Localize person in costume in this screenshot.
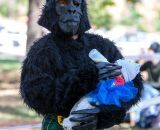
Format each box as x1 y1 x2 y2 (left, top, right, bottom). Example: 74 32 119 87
20 0 143 129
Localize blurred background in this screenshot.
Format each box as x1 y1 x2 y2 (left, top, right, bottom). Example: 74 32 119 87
0 0 160 130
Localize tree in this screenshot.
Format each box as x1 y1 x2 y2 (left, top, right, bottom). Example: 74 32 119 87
88 0 115 29
127 0 139 4
27 0 43 51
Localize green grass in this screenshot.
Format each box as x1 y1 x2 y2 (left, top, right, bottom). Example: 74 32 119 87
0 57 21 72
0 105 42 121
0 94 41 121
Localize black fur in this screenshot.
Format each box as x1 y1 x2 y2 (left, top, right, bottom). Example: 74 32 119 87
20 0 143 128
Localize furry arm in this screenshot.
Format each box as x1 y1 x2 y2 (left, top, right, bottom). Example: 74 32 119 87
20 40 98 116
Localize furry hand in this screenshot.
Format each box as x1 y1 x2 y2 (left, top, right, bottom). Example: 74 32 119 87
96 62 122 80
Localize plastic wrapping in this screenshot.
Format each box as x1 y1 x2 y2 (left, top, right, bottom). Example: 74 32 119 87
116 59 141 82
88 49 139 107
88 79 138 107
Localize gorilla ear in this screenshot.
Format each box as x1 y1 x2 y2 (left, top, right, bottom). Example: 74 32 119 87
38 0 58 31
79 0 91 33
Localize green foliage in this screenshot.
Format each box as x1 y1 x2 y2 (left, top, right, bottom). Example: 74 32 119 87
155 9 160 31
0 2 9 17
0 57 20 72
127 0 139 4
88 0 115 29
120 6 145 31
120 6 141 25
0 0 28 17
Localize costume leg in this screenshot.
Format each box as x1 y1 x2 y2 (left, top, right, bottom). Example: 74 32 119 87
41 114 63 130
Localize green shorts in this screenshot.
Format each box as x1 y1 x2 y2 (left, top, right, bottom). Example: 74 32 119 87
42 114 63 130
41 114 103 130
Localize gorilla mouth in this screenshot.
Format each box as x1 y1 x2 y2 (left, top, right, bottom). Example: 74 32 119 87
63 20 79 26
65 20 79 23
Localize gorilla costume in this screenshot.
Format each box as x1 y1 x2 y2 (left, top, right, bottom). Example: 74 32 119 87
20 0 143 129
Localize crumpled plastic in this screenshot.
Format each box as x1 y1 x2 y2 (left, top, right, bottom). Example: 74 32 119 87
116 59 141 82
88 49 140 107
88 79 138 107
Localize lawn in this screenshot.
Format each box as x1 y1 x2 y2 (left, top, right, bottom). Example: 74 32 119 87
0 56 42 128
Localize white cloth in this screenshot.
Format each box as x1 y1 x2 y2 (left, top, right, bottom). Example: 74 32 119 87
116 59 141 82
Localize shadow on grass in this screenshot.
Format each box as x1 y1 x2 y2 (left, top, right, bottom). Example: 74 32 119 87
0 58 21 72
0 105 39 119
0 59 20 64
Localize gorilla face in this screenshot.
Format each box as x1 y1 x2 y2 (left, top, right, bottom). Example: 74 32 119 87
38 0 90 35
55 0 82 35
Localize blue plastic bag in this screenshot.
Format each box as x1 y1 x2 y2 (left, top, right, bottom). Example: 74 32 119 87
88 79 138 107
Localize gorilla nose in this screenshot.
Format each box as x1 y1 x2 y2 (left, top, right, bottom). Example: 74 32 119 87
68 8 76 14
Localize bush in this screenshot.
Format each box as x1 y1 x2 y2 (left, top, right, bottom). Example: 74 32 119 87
120 6 145 31
154 10 160 31
88 0 115 29
0 2 9 17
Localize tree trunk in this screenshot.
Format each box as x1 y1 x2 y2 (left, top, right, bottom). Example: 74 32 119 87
27 0 43 52
8 0 16 18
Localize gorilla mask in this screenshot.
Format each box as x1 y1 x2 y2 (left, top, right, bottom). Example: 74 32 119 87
38 0 90 36
56 0 82 35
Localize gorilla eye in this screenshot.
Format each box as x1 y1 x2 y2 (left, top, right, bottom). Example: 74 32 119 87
58 0 67 6
73 1 80 7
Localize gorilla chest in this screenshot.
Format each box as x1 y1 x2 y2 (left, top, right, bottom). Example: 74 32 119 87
54 38 96 71
60 48 92 69
55 42 92 69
